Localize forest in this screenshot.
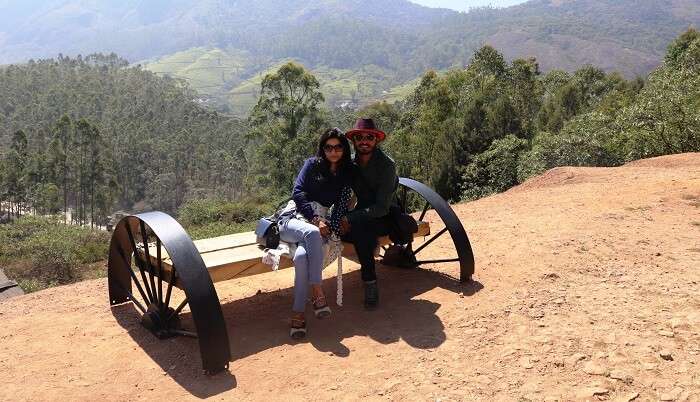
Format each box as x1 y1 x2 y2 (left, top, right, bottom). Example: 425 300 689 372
0 29 698 291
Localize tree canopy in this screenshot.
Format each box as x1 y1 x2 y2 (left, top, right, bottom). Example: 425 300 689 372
1 29 698 222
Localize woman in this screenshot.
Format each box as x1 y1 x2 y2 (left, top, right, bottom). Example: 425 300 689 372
277 128 353 339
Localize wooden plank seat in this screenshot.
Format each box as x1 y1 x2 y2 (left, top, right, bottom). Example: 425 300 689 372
141 221 431 287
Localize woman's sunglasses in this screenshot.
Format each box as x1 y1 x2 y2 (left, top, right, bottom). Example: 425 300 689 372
323 144 344 152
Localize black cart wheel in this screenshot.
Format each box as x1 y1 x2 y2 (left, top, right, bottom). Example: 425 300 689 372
107 212 231 374
390 178 475 282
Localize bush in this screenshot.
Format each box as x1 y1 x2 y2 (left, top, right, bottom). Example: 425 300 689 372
0 215 110 292
186 221 257 240
177 197 280 240
611 64 700 161
517 113 621 181
461 135 529 200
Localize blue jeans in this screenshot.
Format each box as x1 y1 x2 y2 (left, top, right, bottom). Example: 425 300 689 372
279 218 323 312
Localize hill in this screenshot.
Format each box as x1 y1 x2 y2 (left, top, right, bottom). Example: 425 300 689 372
145 50 411 113
144 50 414 114
1 152 698 400
2 1 699 114
0 0 450 64
143 47 254 97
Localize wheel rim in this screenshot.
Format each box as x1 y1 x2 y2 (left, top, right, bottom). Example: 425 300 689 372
387 178 475 282
108 212 231 373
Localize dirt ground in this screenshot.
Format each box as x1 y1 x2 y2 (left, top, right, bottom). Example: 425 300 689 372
1 153 699 401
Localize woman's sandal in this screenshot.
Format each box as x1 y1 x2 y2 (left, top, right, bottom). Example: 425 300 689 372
312 295 332 319
290 316 307 339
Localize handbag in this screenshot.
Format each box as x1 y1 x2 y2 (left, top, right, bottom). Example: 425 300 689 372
255 198 292 249
388 205 418 245
255 217 280 249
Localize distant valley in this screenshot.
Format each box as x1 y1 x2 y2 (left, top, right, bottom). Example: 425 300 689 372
141 48 417 114
2 0 699 114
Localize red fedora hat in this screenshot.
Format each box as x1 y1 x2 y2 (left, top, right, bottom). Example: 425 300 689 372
346 118 386 142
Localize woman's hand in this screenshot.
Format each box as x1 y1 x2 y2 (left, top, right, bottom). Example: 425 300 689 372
317 220 330 237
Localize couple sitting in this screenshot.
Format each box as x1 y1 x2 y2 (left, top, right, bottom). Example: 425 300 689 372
277 118 397 339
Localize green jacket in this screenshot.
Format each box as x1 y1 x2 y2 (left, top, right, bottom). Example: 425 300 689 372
347 147 398 224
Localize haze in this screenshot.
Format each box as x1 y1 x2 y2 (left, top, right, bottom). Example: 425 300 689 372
410 0 528 11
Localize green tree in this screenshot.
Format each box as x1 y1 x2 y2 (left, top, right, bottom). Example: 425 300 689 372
518 113 619 181
249 62 326 193
33 183 61 214
507 58 542 138
469 45 507 78
609 29 700 161
0 158 7 217
6 130 29 216
250 62 325 140
461 135 529 200
390 70 464 199
665 28 700 67
48 115 73 222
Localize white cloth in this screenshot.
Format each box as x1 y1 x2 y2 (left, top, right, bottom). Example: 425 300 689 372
261 243 291 271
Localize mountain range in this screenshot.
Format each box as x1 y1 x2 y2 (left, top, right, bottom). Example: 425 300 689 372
1 0 698 114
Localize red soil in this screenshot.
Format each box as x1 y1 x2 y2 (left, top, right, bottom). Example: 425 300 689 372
1 153 699 401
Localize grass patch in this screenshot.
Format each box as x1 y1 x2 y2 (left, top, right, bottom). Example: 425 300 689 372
0 215 110 293
177 197 278 240
186 221 256 240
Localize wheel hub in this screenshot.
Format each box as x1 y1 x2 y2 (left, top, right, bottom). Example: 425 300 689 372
140 303 181 339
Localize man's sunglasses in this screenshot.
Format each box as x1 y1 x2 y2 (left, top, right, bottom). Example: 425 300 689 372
353 134 376 142
323 144 344 152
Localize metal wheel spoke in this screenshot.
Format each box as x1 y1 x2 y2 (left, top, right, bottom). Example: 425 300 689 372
125 222 154 304
115 243 152 309
419 201 430 221
168 298 189 321
113 280 147 314
164 266 176 309
413 227 448 255
171 329 198 338
140 221 158 306
156 238 164 308
416 257 460 265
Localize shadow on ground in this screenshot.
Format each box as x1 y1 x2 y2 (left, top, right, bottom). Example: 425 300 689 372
112 265 483 398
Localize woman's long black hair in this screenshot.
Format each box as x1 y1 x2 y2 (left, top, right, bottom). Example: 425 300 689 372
316 127 353 180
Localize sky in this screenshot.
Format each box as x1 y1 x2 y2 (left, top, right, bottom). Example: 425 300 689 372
410 0 529 12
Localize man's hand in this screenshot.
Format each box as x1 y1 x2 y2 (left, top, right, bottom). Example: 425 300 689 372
318 220 330 237
339 217 351 235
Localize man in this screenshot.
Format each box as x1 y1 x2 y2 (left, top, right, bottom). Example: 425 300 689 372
341 118 398 310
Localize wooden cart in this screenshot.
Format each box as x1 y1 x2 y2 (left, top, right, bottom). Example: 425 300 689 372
107 178 475 374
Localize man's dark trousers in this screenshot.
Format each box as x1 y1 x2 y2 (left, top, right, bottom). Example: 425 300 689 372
347 214 393 282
